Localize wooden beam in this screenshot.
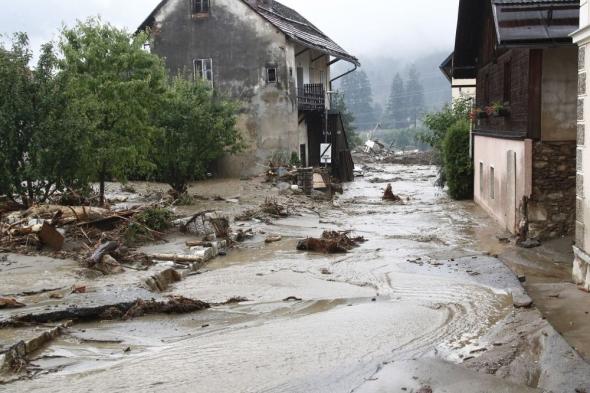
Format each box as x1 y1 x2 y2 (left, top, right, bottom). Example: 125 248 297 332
295 48 309 57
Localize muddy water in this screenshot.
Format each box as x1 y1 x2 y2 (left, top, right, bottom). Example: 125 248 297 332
9 165 532 393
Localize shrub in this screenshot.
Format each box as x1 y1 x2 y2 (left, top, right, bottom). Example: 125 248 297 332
442 119 473 200
135 207 173 232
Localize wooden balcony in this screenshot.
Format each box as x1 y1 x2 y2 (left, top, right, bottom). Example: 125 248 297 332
297 84 325 112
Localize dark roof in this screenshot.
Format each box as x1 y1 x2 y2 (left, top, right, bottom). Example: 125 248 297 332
439 52 453 82
492 0 579 45
138 0 359 66
250 1 359 66
450 0 579 79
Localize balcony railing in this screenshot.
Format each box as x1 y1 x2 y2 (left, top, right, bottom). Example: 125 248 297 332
297 83 325 111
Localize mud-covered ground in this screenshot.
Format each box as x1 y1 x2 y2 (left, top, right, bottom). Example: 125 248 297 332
2 164 590 393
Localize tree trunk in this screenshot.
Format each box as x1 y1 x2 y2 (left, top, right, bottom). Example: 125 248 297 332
99 167 106 207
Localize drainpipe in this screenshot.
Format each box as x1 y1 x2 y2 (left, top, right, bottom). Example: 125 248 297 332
329 62 358 91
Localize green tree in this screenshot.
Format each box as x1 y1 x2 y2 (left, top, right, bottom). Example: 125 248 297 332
340 70 376 131
59 18 167 205
406 64 425 128
443 119 473 199
0 34 88 207
332 92 362 148
153 76 243 196
385 73 408 129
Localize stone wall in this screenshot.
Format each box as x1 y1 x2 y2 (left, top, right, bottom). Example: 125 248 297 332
529 141 576 239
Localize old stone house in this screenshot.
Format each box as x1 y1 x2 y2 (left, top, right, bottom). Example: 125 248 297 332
450 0 579 240
138 0 359 179
572 0 590 290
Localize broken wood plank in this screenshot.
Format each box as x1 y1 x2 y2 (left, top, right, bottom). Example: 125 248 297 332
150 254 204 263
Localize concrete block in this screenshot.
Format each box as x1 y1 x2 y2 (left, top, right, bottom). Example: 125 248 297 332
585 266 590 292
190 246 216 261
573 256 588 285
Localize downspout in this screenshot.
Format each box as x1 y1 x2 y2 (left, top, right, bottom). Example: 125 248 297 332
329 61 358 91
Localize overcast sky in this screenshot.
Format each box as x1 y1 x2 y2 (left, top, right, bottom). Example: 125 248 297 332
0 0 459 59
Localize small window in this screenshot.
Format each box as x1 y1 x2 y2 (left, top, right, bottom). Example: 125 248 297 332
503 60 512 103
490 166 495 199
267 67 277 83
479 162 484 195
194 58 213 85
192 0 210 15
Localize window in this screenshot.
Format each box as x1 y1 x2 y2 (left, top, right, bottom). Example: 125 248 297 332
192 0 210 14
267 67 277 83
479 162 484 195
490 166 495 199
194 58 213 85
503 60 512 103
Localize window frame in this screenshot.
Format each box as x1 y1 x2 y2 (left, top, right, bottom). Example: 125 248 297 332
193 58 213 86
192 0 210 16
490 166 495 200
266 66 278 84
503 60 512 104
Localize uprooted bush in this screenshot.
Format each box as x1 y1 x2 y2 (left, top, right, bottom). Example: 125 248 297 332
124 207 173 245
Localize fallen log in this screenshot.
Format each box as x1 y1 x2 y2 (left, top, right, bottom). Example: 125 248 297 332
2 297 210 327
0 297 26 309
150 254 204 263
89 241 119 266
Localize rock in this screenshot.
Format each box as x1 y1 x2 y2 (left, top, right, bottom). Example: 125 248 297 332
95 255 124 275
0 297 25 309
265 235 282 243
517 239 541 249
513 293 533 308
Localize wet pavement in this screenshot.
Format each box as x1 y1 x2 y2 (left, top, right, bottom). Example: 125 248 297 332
3 164 590 392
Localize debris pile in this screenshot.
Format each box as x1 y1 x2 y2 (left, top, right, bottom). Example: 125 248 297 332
382 184 403 202
297 231 366 254
236 198 290 222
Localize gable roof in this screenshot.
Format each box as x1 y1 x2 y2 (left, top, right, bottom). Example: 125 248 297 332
138 0 359 66
450 0 579 79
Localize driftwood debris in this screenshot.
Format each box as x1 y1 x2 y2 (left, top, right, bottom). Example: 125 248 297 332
3 297 210 327
382 184 402 202
297 231 366 254
89 241 120 266
150 254 204 263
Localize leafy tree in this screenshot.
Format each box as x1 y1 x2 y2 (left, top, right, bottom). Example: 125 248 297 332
420 97 471 153
0 34 88 207
406 64 425 128
340 70 376 131
59 18 167 205
385 73 408 129
443 119 473 199
332 92 362 148
153 76 243 196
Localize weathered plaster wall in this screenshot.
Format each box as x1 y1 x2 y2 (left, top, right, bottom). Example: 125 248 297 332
474 135 532 234
541 47 578 141
150 0 301 177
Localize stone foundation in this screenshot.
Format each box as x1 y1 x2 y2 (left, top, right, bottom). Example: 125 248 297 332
529 141 576 239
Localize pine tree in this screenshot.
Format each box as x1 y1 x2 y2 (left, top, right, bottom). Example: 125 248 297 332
340 70 376 131
386 73 408 129
406 64 425 128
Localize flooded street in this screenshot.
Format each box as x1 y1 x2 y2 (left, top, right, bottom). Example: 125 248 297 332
5 164 590 392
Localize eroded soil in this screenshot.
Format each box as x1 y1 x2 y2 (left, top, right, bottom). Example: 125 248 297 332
2 164 590 392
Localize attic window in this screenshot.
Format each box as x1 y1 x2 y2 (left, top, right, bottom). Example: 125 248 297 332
192 0 209 16
267 67 277 83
